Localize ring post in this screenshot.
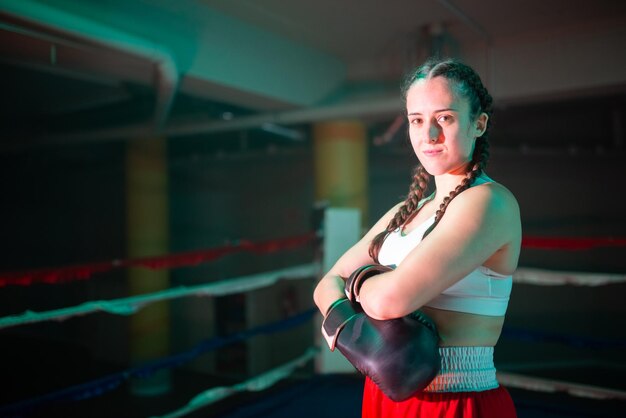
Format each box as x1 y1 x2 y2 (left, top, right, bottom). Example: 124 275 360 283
317 207 361 373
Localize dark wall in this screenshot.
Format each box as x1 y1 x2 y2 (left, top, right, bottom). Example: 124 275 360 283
167 142 316 376
0 142 129 404
0 137 318 404
0 91 625 404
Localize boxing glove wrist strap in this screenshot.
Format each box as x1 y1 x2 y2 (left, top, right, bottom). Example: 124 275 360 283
321 298 359 351
345 264 394 302
325 296 348 316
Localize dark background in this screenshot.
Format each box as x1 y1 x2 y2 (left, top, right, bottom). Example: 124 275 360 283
1 1 625 416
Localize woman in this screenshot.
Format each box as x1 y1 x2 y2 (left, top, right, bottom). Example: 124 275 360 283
313 57 521 418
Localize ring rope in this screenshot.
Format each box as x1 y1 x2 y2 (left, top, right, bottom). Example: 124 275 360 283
501 327 626 350
4 263 623 331
513 267 626 286
0 263 318 330
0 233 317 288
151 347 318 418
497 371 626 400
1 233 623 288
0 309 317 417
521 236 626 250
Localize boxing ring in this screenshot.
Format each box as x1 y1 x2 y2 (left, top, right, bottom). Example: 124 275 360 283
0 209 625 418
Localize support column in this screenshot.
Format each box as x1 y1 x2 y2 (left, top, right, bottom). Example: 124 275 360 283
126 136 170 396
313 121 368 225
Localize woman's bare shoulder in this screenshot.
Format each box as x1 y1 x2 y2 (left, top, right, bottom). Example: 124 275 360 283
453 180 519 218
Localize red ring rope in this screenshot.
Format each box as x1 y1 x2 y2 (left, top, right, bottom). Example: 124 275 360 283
1 234 624 288
521 236 626 250
0 233 318 288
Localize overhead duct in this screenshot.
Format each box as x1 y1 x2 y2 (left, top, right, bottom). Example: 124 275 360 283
0 0 179 130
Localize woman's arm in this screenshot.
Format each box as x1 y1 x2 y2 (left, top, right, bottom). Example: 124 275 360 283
359 183 521 320
313 203 402 316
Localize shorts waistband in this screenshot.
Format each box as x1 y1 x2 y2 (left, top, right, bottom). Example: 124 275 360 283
423 346 499 393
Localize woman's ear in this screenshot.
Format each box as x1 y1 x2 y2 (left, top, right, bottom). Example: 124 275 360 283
475 112 488 138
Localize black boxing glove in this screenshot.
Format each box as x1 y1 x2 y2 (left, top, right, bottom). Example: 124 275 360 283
344 264 394 303
322 298 440 402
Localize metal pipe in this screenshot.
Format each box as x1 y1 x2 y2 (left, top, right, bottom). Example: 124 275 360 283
166 96 403 136
27 95 404 147
435 0 491 42
435 0 493 90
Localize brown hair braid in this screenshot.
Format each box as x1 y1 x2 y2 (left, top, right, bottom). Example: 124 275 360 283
369 58 494 262
368 164 431 260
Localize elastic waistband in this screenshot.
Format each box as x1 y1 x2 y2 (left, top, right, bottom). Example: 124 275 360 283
423 346 499 393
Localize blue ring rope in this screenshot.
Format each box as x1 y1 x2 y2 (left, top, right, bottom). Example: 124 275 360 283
0 308 317 417
501 327 626 350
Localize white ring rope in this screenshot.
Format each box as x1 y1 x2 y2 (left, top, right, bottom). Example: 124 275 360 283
497 371 626 400
2 264 621 331
513 267 626 286
0 263 319 330
150 347 318 418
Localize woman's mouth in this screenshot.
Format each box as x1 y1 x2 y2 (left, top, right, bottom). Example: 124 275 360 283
422 149 443 156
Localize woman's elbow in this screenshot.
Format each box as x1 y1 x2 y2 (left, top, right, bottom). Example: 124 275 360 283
361 291 409 320
312 280 327 312
313 274 346 315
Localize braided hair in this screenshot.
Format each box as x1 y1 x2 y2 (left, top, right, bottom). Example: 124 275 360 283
369 58 494 262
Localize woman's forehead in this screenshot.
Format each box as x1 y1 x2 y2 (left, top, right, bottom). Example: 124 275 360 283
406 77 468 112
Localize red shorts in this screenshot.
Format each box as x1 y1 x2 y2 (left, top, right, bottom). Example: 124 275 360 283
362 377 517 418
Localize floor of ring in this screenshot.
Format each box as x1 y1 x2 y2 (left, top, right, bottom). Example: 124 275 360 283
2 333 624 418
10 367 625 418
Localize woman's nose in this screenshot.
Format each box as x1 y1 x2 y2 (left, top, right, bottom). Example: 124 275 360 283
426 121 440 142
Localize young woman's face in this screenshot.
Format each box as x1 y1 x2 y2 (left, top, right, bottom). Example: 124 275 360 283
406 76 485 176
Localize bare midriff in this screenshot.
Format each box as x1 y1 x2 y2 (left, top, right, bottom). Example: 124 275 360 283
421 306 505 347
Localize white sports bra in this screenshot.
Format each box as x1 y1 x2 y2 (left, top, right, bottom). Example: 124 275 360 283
377 187 512 317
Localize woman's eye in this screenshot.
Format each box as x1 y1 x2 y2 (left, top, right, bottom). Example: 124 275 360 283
437 115 452 123
410 118 423 125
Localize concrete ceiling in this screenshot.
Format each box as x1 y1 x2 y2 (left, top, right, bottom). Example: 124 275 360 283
203 0 626 79
1 0 625 148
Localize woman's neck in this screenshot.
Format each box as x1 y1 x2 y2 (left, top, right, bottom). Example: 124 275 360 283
432 173 467 200
431 171 490 203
